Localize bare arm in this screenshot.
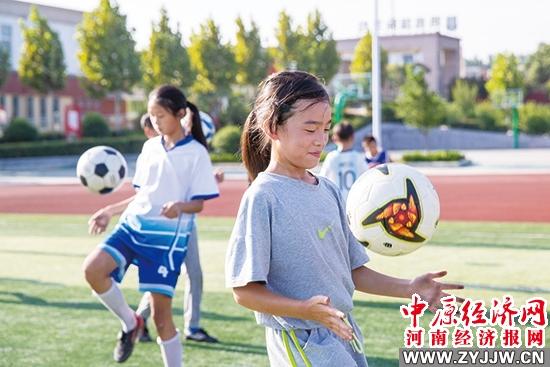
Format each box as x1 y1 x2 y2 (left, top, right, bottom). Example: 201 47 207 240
352 266 464 312
160 199 204 218
88 195 136 235
232 282 353 340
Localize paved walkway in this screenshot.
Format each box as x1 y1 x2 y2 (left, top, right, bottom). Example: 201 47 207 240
0 149 549 184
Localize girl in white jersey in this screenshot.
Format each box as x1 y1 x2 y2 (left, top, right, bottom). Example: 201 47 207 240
226 71 464 366
83 85 219 367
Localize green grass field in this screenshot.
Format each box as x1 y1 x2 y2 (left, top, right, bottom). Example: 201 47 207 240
0 214 549 366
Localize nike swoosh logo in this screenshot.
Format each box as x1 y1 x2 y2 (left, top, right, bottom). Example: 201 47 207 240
317 225 332 240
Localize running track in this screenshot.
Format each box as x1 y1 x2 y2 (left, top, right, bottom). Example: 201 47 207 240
1 174 549 222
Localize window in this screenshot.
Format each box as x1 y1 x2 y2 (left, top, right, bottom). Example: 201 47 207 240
12 95 19 117
40 97 47 127
53 97 60 125
0 24 11 55
403 54 414 64
27 96 34 122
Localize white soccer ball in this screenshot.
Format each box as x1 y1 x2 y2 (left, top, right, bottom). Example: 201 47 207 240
199 111 216 143
76 146 128 195
346 163 440 256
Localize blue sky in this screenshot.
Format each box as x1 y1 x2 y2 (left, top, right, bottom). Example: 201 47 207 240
31 0 550 62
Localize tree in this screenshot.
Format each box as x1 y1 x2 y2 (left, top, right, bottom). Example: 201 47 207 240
350 32 388 75
234 17 269 87
18 6 65 93
396 65 445 146
485 53 523 100
188 18 236 95
273 11 305 71
77 0 141 127
0 47 8 89
302 10 340 82
525 43 550 93
451 79 478 118
141 8 193 92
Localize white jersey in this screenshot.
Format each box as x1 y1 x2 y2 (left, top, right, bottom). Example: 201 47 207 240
319 149 367 203
119 135 219 259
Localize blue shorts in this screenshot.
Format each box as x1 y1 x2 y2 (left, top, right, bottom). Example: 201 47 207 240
100 223 188 298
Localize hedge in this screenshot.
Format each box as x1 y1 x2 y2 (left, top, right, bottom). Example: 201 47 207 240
0 136 146 158
402 150 465 162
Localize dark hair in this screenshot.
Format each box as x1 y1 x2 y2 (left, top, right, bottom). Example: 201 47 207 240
332 122 354 141
363 135 377 144
241 71 329 181
140 113 153 130
148 85 207 148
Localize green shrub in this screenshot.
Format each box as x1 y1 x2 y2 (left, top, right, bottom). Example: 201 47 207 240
3 118 38 142
473 103 506 131
520 102 550 135
382 102 401 122
525 115 550 134
40 131 65 141
219 93 250 126
444 102 466 126
82 112 110 137
402 150 465 162
212 125 241 154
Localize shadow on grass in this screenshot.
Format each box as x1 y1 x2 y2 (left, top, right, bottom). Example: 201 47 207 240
0 290 107 311
185 340 267 356
0 249 86 258
429 241 550 251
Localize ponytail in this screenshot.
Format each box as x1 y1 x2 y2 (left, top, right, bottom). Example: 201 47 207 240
186 101 208 149
241 70 329 182
241 111 271 181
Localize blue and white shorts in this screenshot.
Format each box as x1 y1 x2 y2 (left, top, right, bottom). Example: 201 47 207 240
100 219 191 298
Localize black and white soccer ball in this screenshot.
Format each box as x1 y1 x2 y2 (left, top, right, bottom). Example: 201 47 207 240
76 146 127 194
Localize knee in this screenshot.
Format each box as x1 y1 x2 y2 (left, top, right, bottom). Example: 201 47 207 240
82 256 108 285
152 309 172 332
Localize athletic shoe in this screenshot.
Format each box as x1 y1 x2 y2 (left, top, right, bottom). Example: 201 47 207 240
113 314 144 363
185 328 219 343
139 324 153 343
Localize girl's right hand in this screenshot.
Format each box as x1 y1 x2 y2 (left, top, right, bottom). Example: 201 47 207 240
88 209 112 235
302 295 353 341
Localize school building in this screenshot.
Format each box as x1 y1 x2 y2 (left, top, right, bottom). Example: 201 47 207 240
335 32 461 99
0 0 132 133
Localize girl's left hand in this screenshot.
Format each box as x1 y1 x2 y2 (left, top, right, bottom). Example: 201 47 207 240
410 270 464 312
161 201 181 218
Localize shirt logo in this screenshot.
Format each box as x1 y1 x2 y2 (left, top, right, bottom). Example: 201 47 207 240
317 225 332 240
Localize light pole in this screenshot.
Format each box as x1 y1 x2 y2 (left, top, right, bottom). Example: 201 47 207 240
371 0 383 148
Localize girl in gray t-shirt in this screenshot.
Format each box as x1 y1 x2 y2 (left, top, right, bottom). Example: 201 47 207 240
225 71 464 367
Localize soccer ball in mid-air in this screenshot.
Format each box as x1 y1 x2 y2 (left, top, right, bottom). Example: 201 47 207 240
346 163 440 256
76 146 127 194
199 111 216 143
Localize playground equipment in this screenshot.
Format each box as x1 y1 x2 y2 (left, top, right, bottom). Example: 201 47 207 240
493 88 523 149
331 73 372 124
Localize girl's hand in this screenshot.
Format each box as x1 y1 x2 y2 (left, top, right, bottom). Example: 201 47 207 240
88 209 112 235
214 168 225 183
301 295 353 341
161 201 181 218
410 270 464 312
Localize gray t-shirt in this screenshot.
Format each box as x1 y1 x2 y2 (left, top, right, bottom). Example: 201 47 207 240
225 171 370 330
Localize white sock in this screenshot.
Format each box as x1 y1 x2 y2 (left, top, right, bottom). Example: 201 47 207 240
136 291 152 320
158 330 183 367
94 281 136 332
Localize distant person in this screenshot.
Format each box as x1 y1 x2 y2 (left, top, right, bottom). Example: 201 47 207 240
362 135 391 168
319 122 367 202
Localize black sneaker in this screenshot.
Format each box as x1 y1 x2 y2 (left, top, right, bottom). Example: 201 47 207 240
113 314 144 363
139 324 153 343
185 328 219 343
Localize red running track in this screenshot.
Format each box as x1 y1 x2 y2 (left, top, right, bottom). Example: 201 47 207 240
1 174 549 222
